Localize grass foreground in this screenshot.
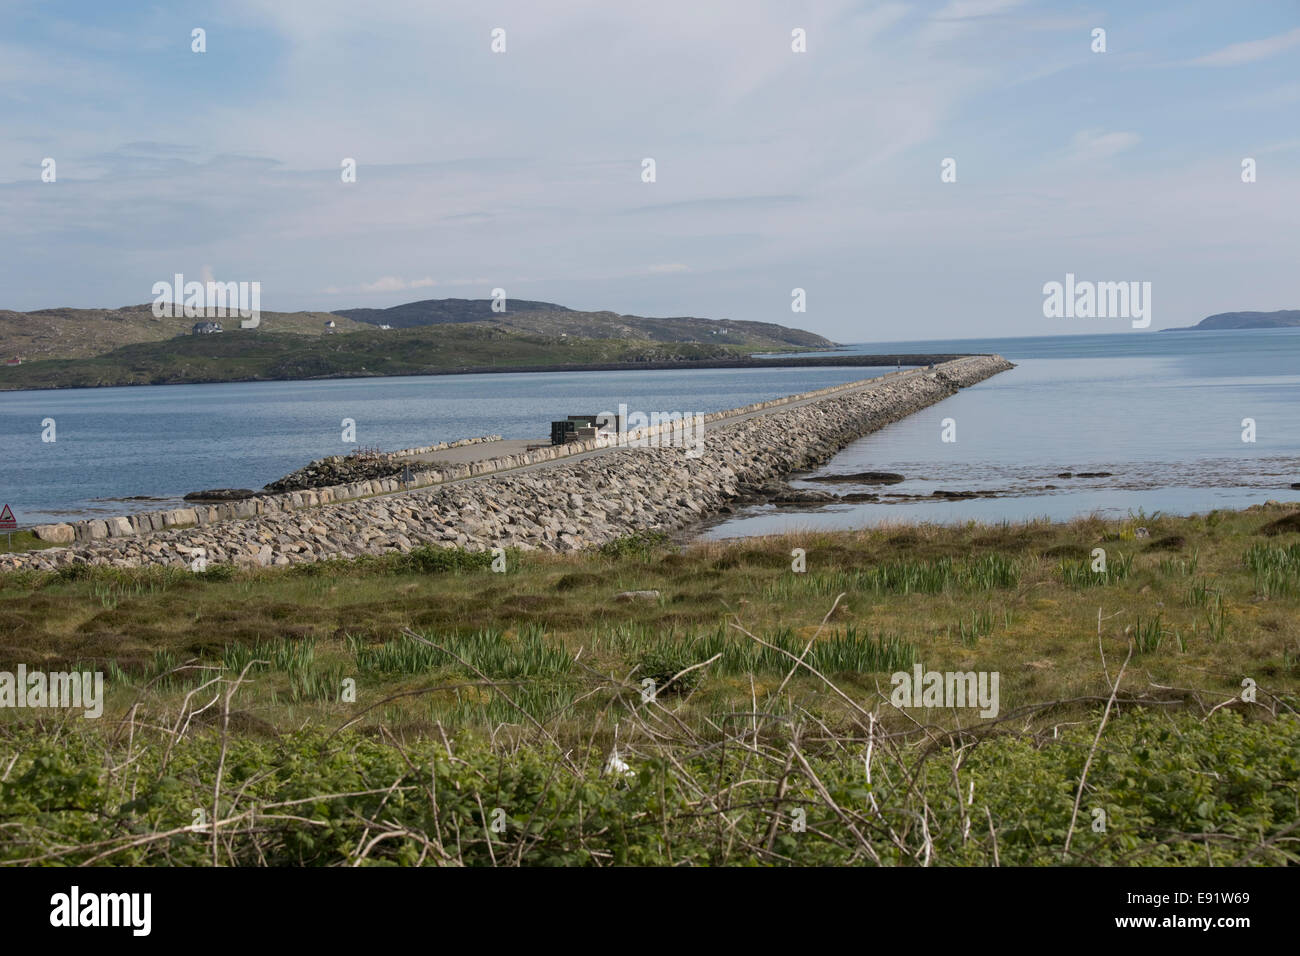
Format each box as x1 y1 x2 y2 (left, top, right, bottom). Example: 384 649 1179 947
1 504 1298 865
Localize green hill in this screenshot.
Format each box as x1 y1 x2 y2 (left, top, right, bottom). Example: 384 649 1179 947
0 324 746 390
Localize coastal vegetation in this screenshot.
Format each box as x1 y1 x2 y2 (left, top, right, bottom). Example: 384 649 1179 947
1 505 1296 865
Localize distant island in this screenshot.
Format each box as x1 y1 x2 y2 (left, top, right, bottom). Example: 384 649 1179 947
1163 309 1300 331
0 298 839 390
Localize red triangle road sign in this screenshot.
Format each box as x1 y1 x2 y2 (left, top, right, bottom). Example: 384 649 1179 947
0 504 16 529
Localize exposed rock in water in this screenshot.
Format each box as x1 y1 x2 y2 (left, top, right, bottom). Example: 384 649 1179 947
771 488 836 504
734 480 787 501
806 471 905 484
184 489 259 502
875 488 1005 501
734 479 838 505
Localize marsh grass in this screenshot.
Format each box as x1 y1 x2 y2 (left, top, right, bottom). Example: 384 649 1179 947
1245 542 1300 598
222 636 316 675
1205 593 1231 644
1058 551 1133 588
790 553 1021 596
601 622 915 678
1132 614 1165 654
2 507 1298 743
949 608 996 647
1187 579 1218 607
1158 549 1200 578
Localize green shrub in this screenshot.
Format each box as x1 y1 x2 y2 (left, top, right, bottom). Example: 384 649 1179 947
395 546 494 575
599 531 669 560
197 563 238 581
632 649 700 695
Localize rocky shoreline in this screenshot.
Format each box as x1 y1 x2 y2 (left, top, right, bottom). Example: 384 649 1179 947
2 355 1013 571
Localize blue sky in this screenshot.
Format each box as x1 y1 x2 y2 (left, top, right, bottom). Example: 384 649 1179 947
2 0 1297 341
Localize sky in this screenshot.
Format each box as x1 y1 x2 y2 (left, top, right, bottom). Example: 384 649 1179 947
1 0 1297 342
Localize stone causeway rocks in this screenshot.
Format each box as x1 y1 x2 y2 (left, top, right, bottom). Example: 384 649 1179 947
4 355 1013 572
262 435 504 493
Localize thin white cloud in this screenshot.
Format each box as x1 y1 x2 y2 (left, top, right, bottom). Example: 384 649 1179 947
1068 129 1141 163
323 277 488 295
1190 27 1300 66
932 0 1026 21
360 276 414 293
324 276 440 295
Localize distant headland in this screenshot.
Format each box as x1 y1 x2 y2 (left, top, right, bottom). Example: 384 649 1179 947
1163 309 1300 331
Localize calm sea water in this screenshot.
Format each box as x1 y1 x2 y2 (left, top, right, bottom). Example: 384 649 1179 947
5 329 1298 532
703 329 1300 539
0 365 890 525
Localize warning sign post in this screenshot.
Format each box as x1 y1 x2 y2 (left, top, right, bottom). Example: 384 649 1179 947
1 504 16 548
